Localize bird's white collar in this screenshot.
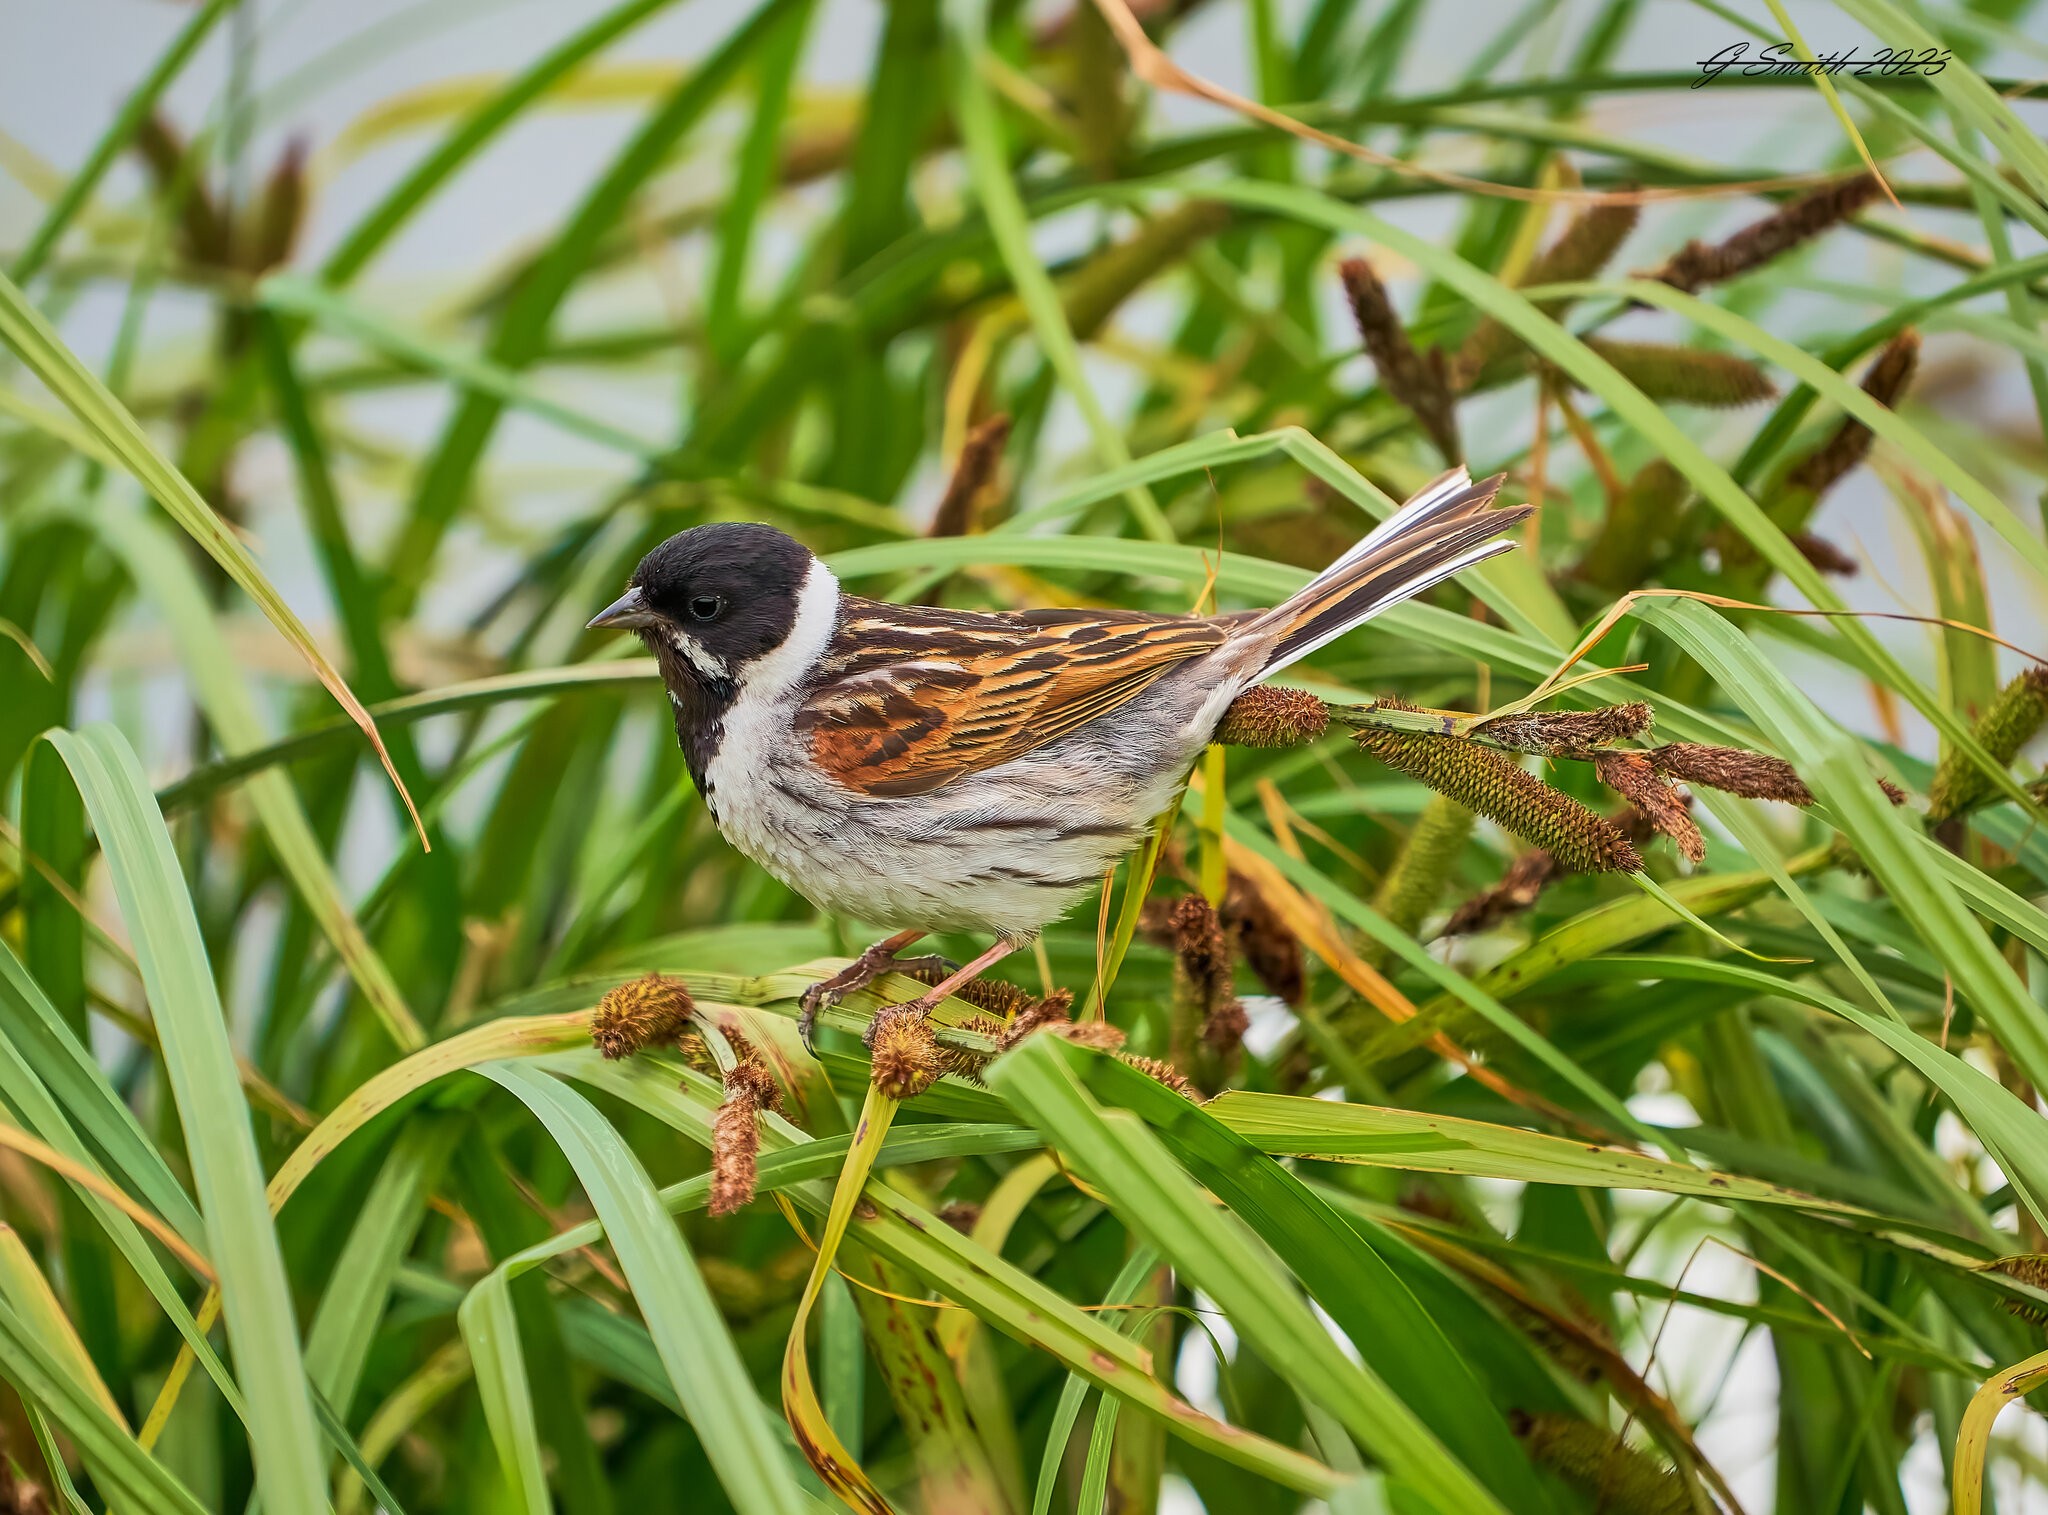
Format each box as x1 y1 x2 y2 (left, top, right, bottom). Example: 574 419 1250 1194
736 556 839 701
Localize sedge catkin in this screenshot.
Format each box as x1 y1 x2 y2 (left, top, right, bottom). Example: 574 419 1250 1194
1928 667 2048 821
1355 729 1642 873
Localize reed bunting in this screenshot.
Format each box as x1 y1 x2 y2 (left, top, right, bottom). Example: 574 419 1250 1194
588 468 1527 1050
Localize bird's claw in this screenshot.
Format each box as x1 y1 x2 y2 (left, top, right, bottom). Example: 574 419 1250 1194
798 940 958 1057
796 981 841 1057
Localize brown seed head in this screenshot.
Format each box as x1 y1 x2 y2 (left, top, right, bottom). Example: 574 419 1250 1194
1652 172 1881 294
865 1007 943 1101
901 961 1038 1019
1442 849 1564 936
1043 1019 1128 1051
724 1055 783 1115
1989 1254 2048 1324
1454 201 1638 387
676 1031 717 1076
1004 987 1081 1046
247 137 309 275
1170 894 1231 997
1648 743 1813 806
1221 871 1305 1005
1338 256 1461 461
709 1099 761 1218
591 973 696 1060
1356 730 1642 873
1119 1053 1199 1100
1170 894 1244 1055
929 413 1012 539
1784 329 1919 498
1790 531 1858 576
1214 685 1330 748
1594 752 1705 864
1475 702 1653 756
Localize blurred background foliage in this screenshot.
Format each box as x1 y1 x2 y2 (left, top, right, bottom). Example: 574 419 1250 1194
2 0 2048 1511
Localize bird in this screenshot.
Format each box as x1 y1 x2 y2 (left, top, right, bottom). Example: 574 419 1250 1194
587 466 1528 1052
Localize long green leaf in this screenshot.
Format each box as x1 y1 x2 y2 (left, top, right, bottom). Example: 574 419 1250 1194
476 1063 810 1515
42 724 330 1514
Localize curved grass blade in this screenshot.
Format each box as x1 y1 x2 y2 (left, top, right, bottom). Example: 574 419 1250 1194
476 1063 811 1515
1630 598 2048 1088
458 1266 549 1515
988 1034 1502 1514
71 504 423 1048
0 274 422 844
778 1082 903 1513
0 1293 211 1515
42 724 330 1514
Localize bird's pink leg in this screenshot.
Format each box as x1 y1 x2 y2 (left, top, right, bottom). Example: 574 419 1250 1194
883 938 1020 1022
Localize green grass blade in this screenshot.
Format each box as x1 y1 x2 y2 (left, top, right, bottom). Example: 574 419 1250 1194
69 504 424 1048
7 0 234 281
0 1294 210 1515
477 1063 810 1515
41 724 331 1514
1631 598 2048 1086
457 1268 549 1515
944 0 1169 540
0 271 418 833
988 1034 1503 1515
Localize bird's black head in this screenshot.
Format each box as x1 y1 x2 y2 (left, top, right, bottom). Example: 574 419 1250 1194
588 522 819 682
588 523 832 787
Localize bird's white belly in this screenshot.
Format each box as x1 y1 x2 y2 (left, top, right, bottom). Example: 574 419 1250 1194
703 723 1189 939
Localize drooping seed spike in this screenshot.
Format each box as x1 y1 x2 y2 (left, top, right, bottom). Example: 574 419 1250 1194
1511 1412 1692 1515
1593 752 1705 864
1575 339 1776 407
1355 729 1643 873
1651 172 1882 294
1118 1053 1199 1101
1648 743 1814 806
928 413 1012 539
1453 201 1639 387
1338 256 1461 461
1784 330 1920 498
1987 1254 2048 1325
1220 871 1305 1005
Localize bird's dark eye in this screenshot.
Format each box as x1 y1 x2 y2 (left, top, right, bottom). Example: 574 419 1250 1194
688 594 724 622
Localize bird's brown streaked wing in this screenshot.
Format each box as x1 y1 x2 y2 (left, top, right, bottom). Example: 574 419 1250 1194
796 600 1231 797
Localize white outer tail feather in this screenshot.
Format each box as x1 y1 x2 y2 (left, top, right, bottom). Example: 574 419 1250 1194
1246 466 1527 682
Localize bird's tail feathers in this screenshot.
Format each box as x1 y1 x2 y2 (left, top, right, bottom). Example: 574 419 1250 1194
1245 468 1529 681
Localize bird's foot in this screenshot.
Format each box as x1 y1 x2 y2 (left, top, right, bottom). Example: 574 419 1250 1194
797 933 929 1054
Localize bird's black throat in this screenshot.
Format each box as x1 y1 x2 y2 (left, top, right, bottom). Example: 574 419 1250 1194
644 632 737 799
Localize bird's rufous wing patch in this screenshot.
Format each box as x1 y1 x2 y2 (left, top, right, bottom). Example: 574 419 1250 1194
795 602 1229 797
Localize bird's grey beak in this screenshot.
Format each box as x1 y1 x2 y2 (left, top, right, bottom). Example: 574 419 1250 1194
587 586 657 631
